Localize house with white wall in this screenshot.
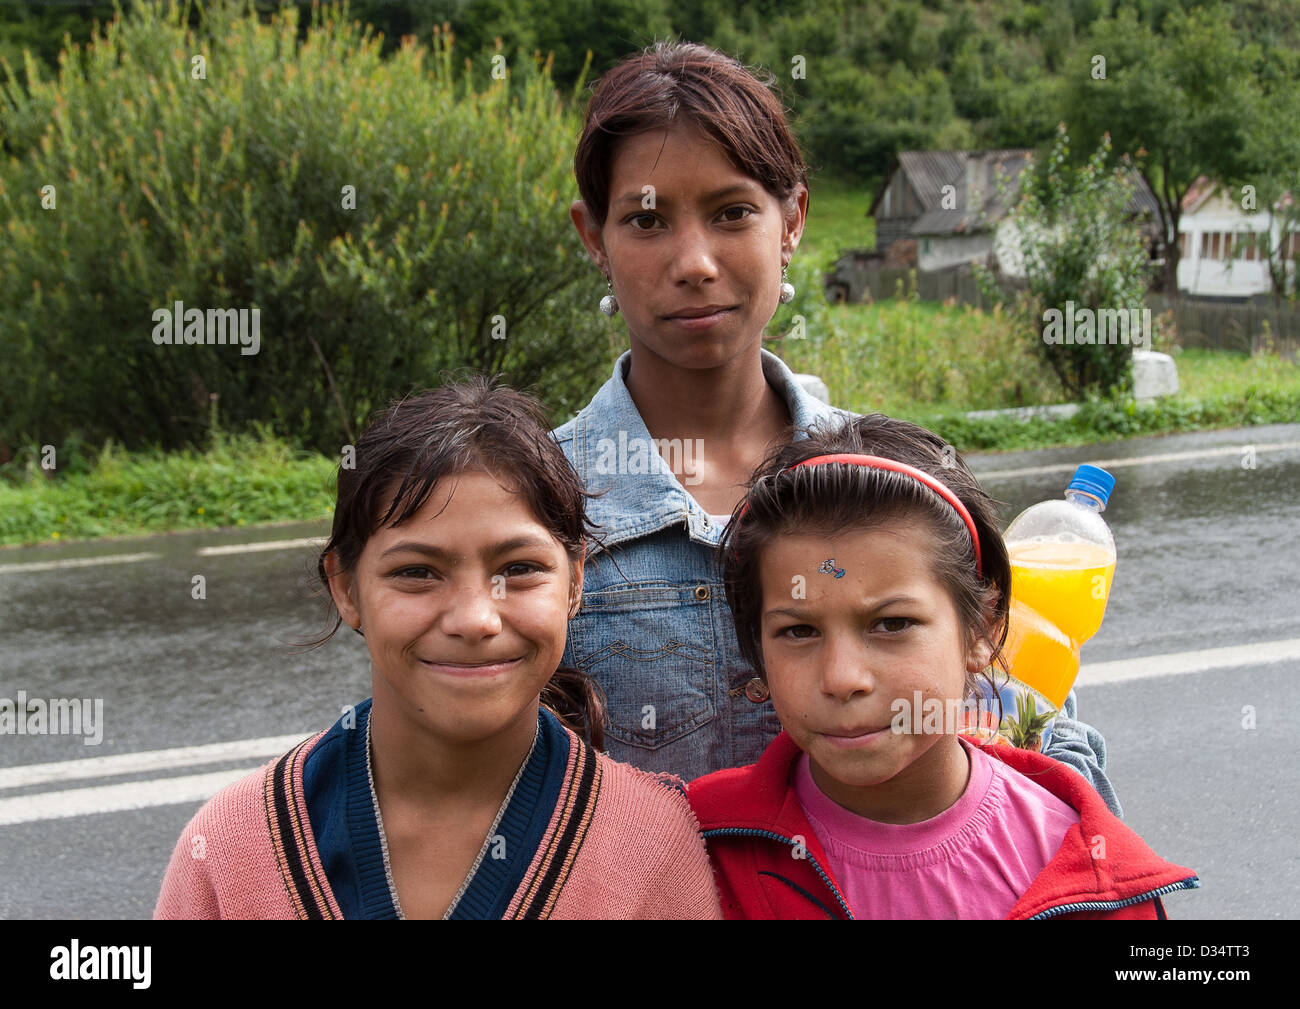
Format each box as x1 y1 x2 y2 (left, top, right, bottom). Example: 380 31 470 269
1176 176 1296 297
872 149 1162 277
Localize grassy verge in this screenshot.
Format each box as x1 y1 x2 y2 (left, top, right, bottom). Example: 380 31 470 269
1 429 336 547
4 340 1296 549
898 344 1300 451
910 384 1300 453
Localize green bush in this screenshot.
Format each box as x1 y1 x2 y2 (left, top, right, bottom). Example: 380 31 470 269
977 124 1158 399
0 0 609 459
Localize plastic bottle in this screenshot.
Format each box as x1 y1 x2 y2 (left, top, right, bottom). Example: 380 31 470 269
1001 464 1117 714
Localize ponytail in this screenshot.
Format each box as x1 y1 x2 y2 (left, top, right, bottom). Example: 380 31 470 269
540 666 607 752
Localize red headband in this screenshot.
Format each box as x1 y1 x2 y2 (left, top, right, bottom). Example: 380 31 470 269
734 453 983 578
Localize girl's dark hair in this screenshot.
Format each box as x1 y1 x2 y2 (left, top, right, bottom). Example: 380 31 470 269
309 375 606 750
718 414 1012 702
573 39 810 230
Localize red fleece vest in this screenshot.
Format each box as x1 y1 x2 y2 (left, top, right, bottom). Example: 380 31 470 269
687 732 1198 920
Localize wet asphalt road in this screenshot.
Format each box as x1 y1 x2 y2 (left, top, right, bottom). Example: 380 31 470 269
1 423 1297 920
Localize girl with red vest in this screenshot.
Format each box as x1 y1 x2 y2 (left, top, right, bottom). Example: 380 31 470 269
687 414 1199 919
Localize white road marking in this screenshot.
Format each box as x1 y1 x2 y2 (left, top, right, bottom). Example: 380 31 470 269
0 552 159 574
196 537 325 556
0 734 309 790
0 767 262 826
974 440 1300 481
1077 637 1300 687
1 638 1297 825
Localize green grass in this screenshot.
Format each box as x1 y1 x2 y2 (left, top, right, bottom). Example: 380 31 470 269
1 428 337 547
799 175 877 273
778 296 1067 416
888 337 1300 453
1173 346 1300 399
777 297 1300 418
910 387 1300 453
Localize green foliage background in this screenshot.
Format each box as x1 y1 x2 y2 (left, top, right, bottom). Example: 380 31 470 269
2 0 1299 467
976 126 1158 397
0 0 614 458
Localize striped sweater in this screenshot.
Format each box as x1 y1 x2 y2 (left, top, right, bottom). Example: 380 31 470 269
154 700 721 920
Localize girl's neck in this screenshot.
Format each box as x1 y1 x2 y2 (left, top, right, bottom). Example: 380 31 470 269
367 687 540 808
624 340 790 445
810 735 972 825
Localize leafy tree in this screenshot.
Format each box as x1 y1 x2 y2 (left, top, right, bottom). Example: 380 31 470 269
1233 29 1300 300
978 124 1157 398
1060 3 1275 292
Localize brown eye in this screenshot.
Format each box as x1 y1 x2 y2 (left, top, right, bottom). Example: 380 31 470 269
780 624 817 639
875 617 913 633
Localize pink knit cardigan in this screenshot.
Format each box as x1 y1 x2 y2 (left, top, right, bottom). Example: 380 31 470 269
154 722 722 920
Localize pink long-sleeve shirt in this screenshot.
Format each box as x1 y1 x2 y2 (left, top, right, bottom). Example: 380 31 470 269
793 734 1080 919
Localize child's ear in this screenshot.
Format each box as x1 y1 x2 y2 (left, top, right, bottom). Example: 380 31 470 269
567 546 586 620
324 549 362 632
966 592 1004 674
966 635 994 674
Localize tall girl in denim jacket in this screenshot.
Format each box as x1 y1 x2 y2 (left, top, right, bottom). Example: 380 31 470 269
555 39 1120 814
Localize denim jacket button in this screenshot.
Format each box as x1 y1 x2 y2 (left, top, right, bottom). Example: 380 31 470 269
744 677 770 703
694 585 710 601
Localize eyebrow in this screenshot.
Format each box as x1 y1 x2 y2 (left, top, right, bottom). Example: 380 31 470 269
378 535 553 561
764 595 922 620
614 183 760 208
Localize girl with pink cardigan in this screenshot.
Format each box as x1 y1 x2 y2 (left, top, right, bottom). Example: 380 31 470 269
154 378 721 919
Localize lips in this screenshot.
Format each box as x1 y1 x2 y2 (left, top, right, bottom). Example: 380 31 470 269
665 304 736 319
418 657 523 678
821 724 893 749
825 725 890 739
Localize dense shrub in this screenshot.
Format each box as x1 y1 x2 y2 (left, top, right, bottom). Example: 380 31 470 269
0 0 611 458
977 125 1158 399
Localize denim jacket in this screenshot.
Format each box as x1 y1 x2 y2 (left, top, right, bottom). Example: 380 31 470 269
552 349 1121 816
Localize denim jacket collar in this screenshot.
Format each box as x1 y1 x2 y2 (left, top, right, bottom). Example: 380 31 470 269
555 348 847 557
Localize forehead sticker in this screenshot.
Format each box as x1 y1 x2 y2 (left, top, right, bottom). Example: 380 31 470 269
818 558 845 579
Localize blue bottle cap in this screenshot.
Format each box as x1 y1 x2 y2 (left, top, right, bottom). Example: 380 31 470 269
1068 464 1116 505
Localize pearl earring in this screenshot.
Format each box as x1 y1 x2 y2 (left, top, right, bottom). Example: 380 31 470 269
779 264 795 304
599 275 619 317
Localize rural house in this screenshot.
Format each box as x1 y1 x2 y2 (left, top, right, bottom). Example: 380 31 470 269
1176 175 1296 298
869 149 1163 277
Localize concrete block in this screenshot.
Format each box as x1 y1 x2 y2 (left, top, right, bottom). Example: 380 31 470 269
1132 350 1179 403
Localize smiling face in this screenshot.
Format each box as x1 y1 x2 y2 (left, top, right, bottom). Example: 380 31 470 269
571 120 806 369
757 519 992 817
326 469 581 745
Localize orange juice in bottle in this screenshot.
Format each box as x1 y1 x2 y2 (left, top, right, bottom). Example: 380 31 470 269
1002 465 1117 712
